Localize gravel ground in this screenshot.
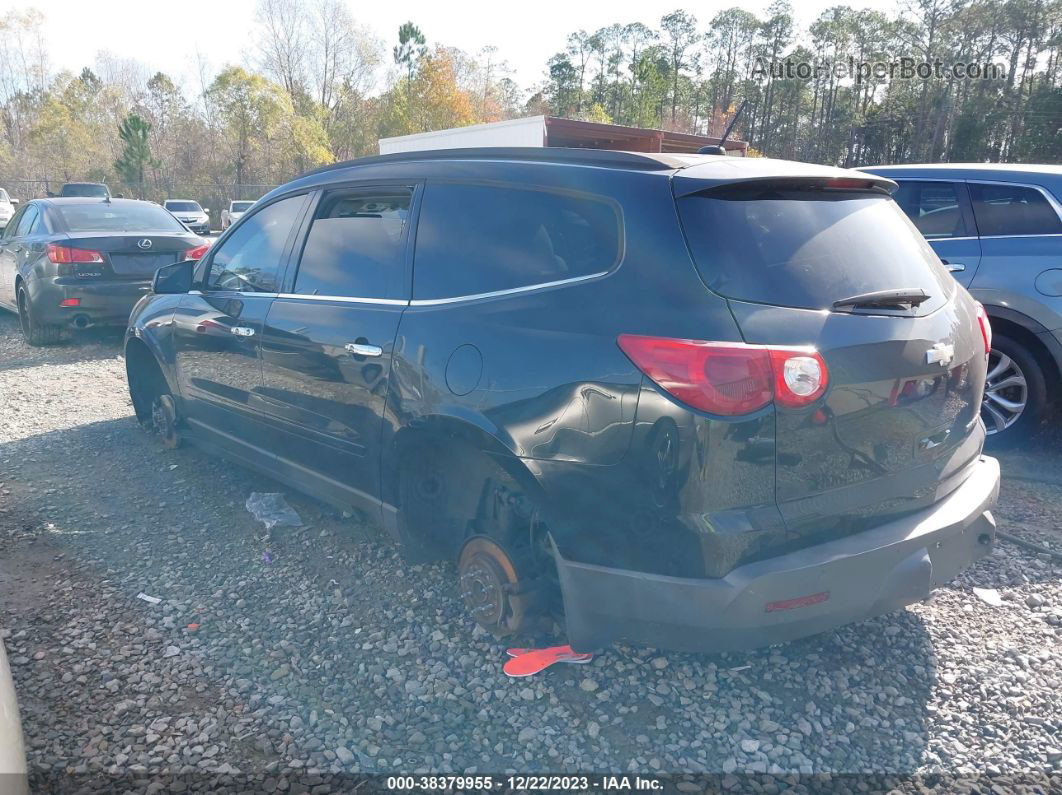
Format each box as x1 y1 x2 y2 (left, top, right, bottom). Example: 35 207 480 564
0 312 1060 793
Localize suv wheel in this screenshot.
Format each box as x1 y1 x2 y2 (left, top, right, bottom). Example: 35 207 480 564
982 334 1047 445
17 285 63 346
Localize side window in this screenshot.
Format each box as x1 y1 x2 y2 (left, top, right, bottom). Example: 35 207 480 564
292 188 411 299
207 195 305 293
4 206 26 238
969 183 1062 237
413 182 621 300
892 181 967 239
14 205 38 238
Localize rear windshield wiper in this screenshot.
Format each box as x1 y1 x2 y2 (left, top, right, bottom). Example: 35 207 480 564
833 288 930 310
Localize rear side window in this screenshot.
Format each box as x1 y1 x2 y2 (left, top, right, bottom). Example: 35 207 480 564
292 189 411 299
968 183 1062 237
892 181 968 239
58 203 187 233
413 182 621 300
14 206 38 237
677 186 950 311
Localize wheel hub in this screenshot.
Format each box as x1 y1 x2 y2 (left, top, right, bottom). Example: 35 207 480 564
151 394 180 449
982 351 1027 434
457 536 529 633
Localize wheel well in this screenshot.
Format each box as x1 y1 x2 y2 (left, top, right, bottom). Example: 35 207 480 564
125 338 167 423
986 314 1060 393
389 421 548 560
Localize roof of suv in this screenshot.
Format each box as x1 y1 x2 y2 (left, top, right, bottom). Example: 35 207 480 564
283 147 895 198
859 163 1062 181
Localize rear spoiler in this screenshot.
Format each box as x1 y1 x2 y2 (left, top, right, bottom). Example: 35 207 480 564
673 161 897 198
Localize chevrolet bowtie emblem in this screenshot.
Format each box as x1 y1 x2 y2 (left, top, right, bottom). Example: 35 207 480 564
926 342 955 367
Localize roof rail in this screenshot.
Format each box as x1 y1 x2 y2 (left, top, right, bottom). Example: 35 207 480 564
297 147 684 179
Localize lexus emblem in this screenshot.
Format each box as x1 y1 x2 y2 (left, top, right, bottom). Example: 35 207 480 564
137 238 153 249
926 342 955 367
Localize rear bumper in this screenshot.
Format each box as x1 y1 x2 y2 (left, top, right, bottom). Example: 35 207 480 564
556 455 1000 653
36 278 151 328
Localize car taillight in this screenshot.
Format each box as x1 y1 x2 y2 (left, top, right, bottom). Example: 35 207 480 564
975 302 992 358
47 243 103 264
617 334 828 416
185 244 210 260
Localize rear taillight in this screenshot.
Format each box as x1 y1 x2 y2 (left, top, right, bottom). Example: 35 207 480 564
47 243 103 264
617 334 828 416
185 244 210 260
975 302 992 358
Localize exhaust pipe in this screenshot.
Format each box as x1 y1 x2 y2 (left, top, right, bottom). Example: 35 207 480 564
72 315 91 329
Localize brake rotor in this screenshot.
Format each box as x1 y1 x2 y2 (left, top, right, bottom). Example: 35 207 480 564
457 536 530 634
151 393 180 449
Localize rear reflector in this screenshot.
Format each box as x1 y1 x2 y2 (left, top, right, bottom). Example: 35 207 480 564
617 334 828 416
765 591 829 612
47 243 103 264
59 298 81 307
975 302 992 357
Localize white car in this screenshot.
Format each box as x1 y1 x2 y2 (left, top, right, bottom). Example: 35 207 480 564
163 199 211 235
0 635 27 794
221 200 255 230
0 189 15 232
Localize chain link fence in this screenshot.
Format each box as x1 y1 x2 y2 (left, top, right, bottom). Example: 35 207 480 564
0 179 281 228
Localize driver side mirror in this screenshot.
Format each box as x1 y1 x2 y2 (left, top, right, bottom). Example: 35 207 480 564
153 259 195 294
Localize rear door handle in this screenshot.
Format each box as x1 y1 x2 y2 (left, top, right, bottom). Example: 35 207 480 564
231 326 255 337
941 260 966 273
345 342 382 357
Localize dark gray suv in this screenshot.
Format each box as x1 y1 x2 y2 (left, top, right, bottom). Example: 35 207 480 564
860 164 1062 442
126 148 999 653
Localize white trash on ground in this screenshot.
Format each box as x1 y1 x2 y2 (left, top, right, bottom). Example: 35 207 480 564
136 592 162 605
245 492 303 530
973 587 1003 607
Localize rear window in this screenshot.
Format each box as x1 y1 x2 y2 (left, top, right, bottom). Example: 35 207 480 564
413 182 621 300
62 184 108 198
968 183 1062 236
58 203 188 233
677 186 951 311
166 201 202 213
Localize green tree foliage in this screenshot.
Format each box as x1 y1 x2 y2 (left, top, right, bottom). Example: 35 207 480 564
1 1 1060 204
114 113 157 197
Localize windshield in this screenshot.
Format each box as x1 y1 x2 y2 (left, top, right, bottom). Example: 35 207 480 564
231 201 254 212
0 189 9 202
677 187 952 311
166 201 202 212
62 184 108 197
57 203 189 233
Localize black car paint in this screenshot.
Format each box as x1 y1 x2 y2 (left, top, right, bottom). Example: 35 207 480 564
0 198 207 329
127 149 996 651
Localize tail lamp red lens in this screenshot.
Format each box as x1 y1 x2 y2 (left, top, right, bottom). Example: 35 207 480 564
617 334 829 416
974 302 991 358
185 244 210 260
47 244 103 264
59 298 81 307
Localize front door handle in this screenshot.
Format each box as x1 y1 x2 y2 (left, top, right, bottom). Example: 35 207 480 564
231 326 255 337
941 260 966 273
345 342 382 357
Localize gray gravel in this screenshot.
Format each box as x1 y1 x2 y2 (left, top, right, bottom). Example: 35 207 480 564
0 312 1060 792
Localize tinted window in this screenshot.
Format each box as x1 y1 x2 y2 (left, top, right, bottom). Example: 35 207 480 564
5 206 27 236
57 203 187 233
413 182 621 300
231 202 254 212
62 184 108 197
208 195 304 293
14 205 38 237
166 201 202 213
969 183 1062 236
892 181 967 239
678 187 950 311
293 190 410 299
